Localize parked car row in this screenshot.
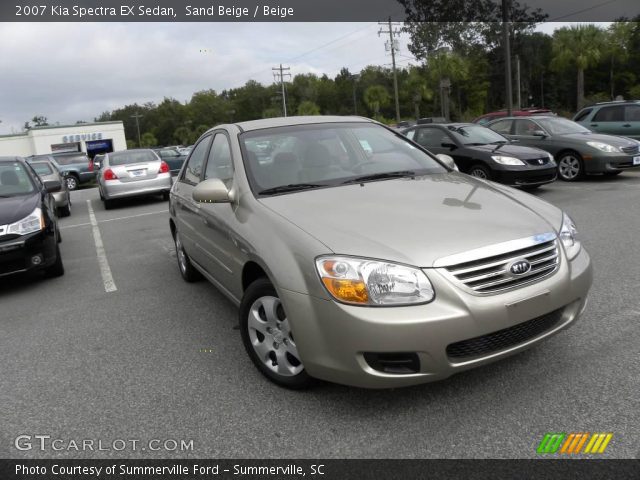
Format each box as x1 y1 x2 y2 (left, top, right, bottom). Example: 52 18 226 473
27 151 95 191
401 115 640 185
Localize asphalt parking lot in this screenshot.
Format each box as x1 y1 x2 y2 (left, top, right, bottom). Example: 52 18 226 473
1 172 639 459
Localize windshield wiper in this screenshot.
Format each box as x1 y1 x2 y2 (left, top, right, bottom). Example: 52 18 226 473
490 140 508 144
258 183 325 195
465 142 488 146
343 170 416 184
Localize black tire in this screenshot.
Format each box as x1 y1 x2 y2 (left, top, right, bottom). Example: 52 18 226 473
520 185 541 191
557 151 584 182
65 175 79 191
468 164 492 180
239 278 314 389
103 199 114 210
58 203 71 217
603 171 622 176
162 191 170 201
56 226 62 243
174 231 202 282
44 246 64 278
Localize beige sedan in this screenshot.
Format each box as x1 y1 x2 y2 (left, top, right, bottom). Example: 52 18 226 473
169 116 592 389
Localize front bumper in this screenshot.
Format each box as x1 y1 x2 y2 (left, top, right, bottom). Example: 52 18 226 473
103 174 172 200
492 166 557 187
281 246 592 388
0 230 58 277
584 152 640 173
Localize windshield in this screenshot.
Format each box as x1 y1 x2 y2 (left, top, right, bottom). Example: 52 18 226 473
536 117 590 135
109 150 158 166
447 125 508 145
240 122 446 195
0 162 36 196
31 163 54 175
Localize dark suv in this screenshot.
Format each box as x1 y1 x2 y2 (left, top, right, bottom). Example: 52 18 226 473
28 152 95 190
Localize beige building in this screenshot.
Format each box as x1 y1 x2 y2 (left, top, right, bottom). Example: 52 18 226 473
0 121 127 158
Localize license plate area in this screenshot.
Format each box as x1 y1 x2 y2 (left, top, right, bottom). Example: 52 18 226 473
129 169 146 177
506 290 552 321
633 156 640 166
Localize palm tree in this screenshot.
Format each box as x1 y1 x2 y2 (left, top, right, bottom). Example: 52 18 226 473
551 25 606 110
363 85 390 119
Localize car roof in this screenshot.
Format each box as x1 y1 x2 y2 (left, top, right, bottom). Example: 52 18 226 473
592 99 640 106
488 115 556 122
233 115 374 132
0 156 25 162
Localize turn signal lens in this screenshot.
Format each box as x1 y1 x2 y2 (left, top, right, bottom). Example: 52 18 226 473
316 256 435 306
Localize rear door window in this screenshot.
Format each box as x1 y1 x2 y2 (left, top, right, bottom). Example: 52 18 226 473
489 119 513 135
415 128 450 148
593 106 624 122
625 105 640 122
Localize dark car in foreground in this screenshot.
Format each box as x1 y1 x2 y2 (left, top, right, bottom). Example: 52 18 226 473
487 116 640 181
169 116 592 389
402 123 557 189
0 157 64 278
28 152 95 191
27 159 71 217
97 149 172 209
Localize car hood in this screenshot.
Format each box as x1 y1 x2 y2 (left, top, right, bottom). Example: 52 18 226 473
562 132 638 147
259 173 560 267
0 193 39 225
468 143 549 159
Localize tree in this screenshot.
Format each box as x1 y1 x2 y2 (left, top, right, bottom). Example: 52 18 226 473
551 25 606 110
364 85 390 118
173 126 192 145
605 22 634 99
140 132 157 148
296 101 321 116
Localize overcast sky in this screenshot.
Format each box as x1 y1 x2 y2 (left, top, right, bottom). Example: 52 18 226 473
0 22 604 135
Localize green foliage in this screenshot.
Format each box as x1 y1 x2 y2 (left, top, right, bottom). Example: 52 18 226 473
140 132 157 148
296 101 321 116
629 85 640 99
364 85 391 115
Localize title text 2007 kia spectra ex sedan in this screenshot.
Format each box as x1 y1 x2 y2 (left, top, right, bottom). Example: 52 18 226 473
168 116 593 389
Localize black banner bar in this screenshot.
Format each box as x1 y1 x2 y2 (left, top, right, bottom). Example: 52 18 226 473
2 0 640 22
1 459 639 480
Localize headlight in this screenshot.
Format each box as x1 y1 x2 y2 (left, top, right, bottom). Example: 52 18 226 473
546 152 555 163
586 141 620 153
491 155 525 166
7 207 45 236
315 256 435 306
559 213 581 260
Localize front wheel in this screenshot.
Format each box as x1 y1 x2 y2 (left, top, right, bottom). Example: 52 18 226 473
468 164 492 180
239 278 313 389
45 246 64 278
58 203 71 217
557 152 583 181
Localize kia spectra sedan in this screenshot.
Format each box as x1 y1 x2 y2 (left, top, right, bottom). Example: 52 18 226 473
168 116 592 389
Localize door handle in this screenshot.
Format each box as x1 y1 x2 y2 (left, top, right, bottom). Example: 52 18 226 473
623 124 631 127
590 124 598 127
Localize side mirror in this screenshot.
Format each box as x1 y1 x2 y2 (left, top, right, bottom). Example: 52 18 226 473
441 142 457 150
533 130 547 138
436 154 459 171
193 178 231 204
93 161 101 170
44 179 62 193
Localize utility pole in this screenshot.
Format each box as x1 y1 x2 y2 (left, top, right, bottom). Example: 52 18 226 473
502 0 513 116
131 113 143 147
378 18 402 123
515 54 521 109
272 64 291 117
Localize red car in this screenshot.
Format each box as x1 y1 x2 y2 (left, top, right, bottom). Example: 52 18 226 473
473 108 553 125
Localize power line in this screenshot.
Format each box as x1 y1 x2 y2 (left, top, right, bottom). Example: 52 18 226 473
548 0 621 21
272 64 292 117
286 23 377 63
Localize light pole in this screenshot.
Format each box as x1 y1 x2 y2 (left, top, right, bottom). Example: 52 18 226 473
131 113 143 147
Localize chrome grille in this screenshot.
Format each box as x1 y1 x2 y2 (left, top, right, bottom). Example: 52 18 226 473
439 235 560 294
525 157 550 166
621 145 639 155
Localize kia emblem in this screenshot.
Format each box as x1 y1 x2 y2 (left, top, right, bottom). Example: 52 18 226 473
509 260 531 276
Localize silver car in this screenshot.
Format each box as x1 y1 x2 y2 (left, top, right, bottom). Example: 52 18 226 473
169 116 593 389
27 159 71 217
97 149 172 209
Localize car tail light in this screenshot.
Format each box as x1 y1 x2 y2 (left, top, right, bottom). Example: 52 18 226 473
104 168 118 180
159 161 170 174
88 158 94 172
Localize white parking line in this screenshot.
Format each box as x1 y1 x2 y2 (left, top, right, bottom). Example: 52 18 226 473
61 210 166 229
87 200 117 293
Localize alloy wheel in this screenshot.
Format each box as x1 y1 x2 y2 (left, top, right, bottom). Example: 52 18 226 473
175 233 187 274
558 155 581 180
